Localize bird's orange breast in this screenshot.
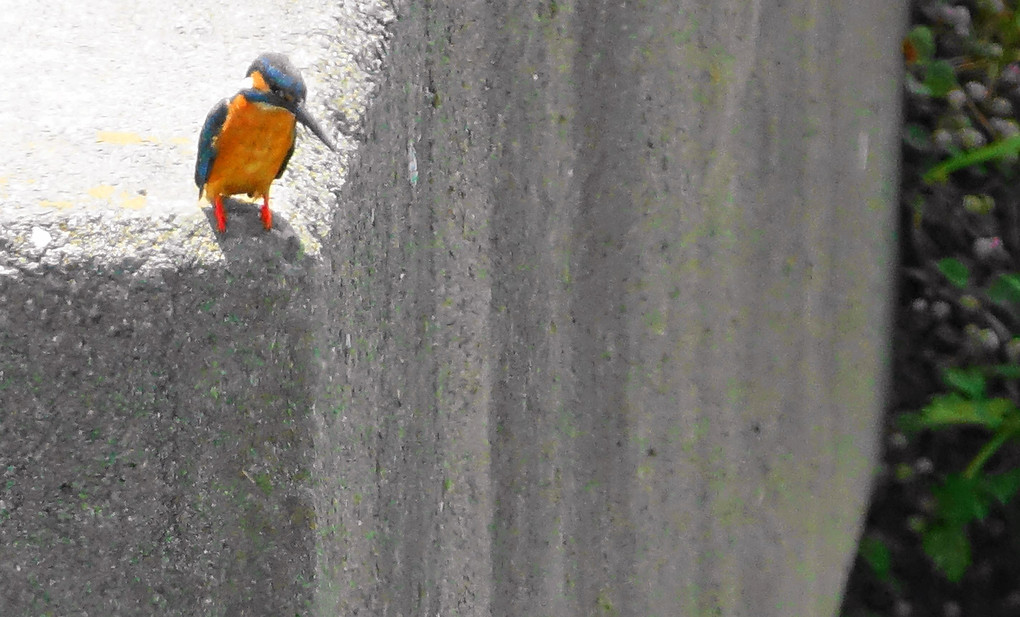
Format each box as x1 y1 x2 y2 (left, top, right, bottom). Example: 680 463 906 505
202 94 296 201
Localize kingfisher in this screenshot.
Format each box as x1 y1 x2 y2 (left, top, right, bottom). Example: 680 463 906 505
195 52 336 233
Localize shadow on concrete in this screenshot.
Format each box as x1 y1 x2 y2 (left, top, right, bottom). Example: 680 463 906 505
199 197 309 270
0 202 319 613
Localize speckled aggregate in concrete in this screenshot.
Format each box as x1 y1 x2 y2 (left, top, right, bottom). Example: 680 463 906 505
0 1 392 614
3 1 905 616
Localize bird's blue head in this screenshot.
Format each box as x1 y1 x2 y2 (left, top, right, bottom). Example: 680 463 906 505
245 52 335 151
246 52 308 104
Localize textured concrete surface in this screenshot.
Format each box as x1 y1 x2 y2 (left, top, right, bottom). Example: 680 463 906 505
0 1 390 615
1 1 904 616
313 2 903 616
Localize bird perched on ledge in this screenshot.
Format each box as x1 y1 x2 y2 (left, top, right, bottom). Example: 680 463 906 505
195 52 337 233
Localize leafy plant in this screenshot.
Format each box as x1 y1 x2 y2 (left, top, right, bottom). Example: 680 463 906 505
898 365 1020 582
858 534 898 589
905 25 958 99
842 1 1020 613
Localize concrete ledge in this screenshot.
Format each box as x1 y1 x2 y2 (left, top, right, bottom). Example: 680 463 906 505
0 2 391 614
0 0 365 257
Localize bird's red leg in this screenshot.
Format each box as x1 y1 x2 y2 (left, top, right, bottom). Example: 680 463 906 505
214 195 227 233
260 194 273 230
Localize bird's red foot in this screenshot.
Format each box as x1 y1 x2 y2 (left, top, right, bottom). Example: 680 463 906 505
261 196 273 230
214 196 227 233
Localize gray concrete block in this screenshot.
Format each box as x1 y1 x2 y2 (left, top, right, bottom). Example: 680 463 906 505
0 1 386 614
314 2 903 616
1 1 904 616
1 249 320 614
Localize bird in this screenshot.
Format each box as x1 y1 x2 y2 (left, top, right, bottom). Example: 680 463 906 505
195 52 336 233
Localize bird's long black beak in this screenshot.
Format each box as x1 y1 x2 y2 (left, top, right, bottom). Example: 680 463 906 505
294 103 337 152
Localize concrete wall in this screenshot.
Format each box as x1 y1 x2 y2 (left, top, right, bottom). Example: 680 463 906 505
0 1 904 616
312 2 903 616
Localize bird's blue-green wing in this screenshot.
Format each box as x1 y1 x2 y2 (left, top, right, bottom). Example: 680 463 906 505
276 136 297 179
195 98 230 195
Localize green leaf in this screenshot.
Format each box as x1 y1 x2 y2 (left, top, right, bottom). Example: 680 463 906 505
924 60 958 98
896 410 924 433
981 468 1020 505
922 522 971 582
987 273 1020 304
934 474 989 525
963 418 1020 478
937 257 970 288
907 26 936 62
942 366 986 398
900 393 1012 431
923 134 1020 183
859 536 893 582
990 364 1020 379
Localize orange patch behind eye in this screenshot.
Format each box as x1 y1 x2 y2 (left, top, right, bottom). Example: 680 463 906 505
250 70 269 91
